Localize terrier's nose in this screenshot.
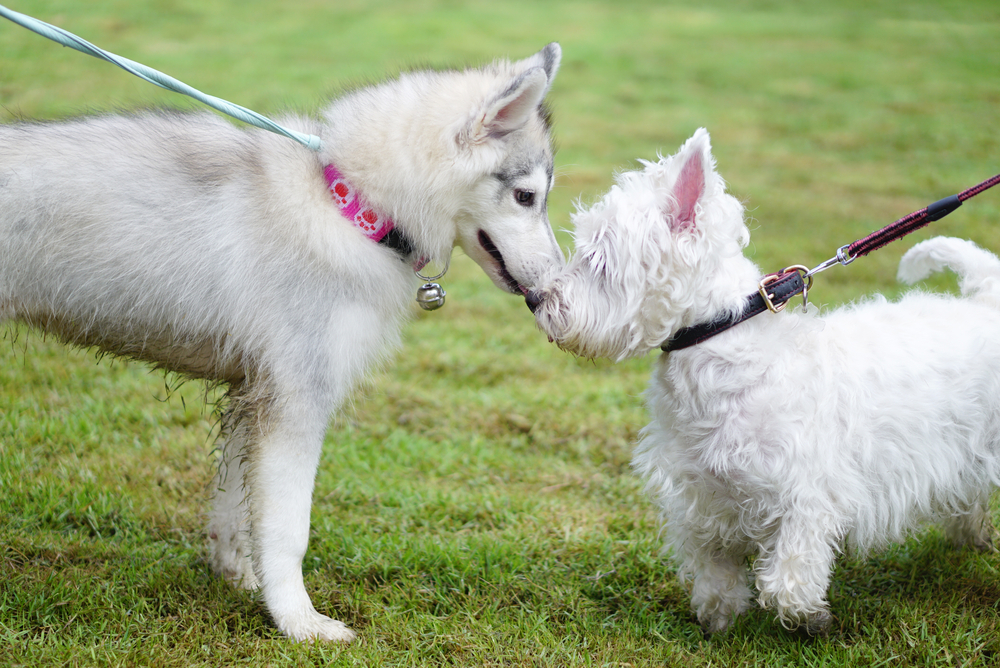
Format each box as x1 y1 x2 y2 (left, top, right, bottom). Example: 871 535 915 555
525 290 544 313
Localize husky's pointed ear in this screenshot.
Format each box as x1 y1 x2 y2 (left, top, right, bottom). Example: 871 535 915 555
514 42 561 95
666 128 712 232
469 68 548 142
464 44 560 144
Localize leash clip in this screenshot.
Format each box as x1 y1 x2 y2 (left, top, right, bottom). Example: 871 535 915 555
805 244 855 281
835 244 856 266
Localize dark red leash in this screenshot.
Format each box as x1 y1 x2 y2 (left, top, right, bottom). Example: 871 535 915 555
845 173 1000 260
663 172 1000 353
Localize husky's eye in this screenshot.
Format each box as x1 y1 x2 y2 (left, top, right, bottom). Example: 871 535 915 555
514 189 535 207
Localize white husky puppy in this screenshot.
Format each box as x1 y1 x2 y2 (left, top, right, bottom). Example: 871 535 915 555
530 129 1000 635
0 43 563 642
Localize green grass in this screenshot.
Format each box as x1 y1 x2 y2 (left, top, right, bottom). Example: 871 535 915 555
2 0 1000 665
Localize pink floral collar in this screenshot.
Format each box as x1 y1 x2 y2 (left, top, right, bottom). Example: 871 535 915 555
323 165 426 270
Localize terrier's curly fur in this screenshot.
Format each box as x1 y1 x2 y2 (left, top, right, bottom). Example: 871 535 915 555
530 128 1000 634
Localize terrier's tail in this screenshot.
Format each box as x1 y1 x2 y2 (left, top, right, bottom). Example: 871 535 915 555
898 236 1000 306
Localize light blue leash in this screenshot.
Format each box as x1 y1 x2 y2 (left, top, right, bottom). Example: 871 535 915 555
0 4 324 152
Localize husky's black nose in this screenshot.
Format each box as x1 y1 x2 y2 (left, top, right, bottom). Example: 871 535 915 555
525 290 544 313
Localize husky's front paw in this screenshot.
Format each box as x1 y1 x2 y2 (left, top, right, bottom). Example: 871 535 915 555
276 609 357 643
208 527 260 590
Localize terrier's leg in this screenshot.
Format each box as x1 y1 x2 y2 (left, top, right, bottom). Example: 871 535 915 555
754 514 838 635
687 547 754 635
943 496 995 552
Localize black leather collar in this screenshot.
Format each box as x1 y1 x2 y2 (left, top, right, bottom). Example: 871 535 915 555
662 270 806 353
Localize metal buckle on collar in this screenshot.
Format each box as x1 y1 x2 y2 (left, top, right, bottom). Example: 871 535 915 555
758 265 812 313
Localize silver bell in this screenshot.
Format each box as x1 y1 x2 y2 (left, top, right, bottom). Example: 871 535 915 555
416 282 446 310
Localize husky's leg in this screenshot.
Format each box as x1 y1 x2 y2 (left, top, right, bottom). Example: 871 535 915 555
246 392 355 643
207 406 259 590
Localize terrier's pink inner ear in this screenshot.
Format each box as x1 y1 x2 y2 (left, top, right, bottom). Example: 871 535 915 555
672 151 705 231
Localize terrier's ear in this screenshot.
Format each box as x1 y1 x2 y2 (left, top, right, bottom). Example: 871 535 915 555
666 128 711 232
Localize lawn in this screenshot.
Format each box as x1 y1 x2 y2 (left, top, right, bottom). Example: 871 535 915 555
2 0 999 665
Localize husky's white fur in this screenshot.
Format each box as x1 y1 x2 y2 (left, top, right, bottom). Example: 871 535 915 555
0 44 564 642
530 128 1000 635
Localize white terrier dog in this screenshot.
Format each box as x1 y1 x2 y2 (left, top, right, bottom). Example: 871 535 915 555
529 128 1000 635
1 44 564 641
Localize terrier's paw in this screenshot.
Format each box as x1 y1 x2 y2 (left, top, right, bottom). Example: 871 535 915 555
803 609 833 636
697 597 752 636
700 612 735 636
277 609 357 643
944 509 997 553
775 607 834 636
968 532 996 553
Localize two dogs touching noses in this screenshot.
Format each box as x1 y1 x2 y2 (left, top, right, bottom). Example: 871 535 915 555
4 40 998 641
